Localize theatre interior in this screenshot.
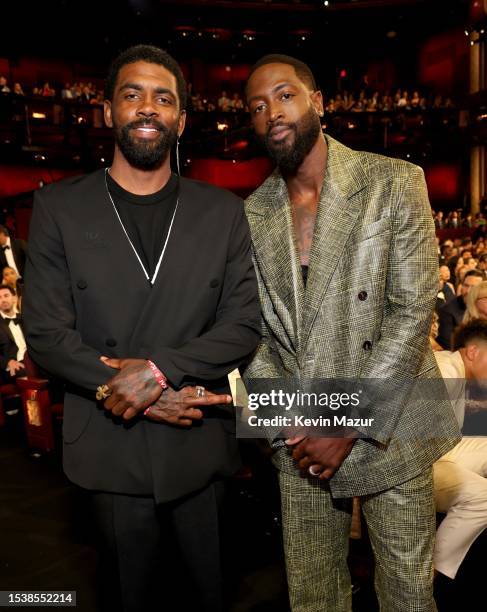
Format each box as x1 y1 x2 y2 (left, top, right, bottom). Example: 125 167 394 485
0 0 486 610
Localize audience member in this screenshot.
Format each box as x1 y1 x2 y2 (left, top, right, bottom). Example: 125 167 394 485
2 266 22 311
0 284 26 384
0 76 11 93
437 270 483 348
433 318 487 579
0 225 27 278
430 311 443 351
464 281 487 322
438 265 455 305
12 83 25 96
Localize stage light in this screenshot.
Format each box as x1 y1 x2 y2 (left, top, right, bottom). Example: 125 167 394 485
32 112 46 119
324 1 329 6
217 122 229 131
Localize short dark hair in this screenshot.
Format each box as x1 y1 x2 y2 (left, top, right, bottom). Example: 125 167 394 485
464 270 484 282
0 283 15 296
105 44 187 110
479 254 487 263
246 54 317 94
453 318 487 350
0 225 9 236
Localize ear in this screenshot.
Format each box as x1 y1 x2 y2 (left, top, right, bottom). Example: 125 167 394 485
465 344 478 363
311 90 324 116
177 109 187 139
104 100 113 129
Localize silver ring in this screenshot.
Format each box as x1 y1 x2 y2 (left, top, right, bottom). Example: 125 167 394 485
195 386 206 398
309 465 322 477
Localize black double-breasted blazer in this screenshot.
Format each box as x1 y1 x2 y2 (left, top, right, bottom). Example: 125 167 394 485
23 169 261 503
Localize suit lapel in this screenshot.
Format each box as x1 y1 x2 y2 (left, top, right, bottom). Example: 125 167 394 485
246 172 304 354
300 136 369 351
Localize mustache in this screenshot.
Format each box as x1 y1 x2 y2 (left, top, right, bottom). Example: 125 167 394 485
125 119 167 132
266 122 295 137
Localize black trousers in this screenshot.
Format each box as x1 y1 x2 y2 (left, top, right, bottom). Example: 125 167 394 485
90 482 224 612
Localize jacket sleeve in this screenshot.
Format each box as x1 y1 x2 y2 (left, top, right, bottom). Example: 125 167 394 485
358 165 440 442
23 189 114 392
150 203 261 387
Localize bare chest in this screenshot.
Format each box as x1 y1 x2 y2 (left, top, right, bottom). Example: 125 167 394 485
291 198 318 266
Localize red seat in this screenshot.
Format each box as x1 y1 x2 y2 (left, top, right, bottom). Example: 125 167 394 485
16 377 60 453
0 382 21 426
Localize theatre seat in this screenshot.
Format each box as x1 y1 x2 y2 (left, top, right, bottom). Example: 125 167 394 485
16 377 61 453
0 382 21 424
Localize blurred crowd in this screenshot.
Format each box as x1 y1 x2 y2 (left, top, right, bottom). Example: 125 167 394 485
1 74 456 115
0 76 104 105
432 233 487 350
434 210 487 230
324 88 455 113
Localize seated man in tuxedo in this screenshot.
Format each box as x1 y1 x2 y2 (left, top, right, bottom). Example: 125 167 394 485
0 225 27 279
434 318 487 579
438 270 483 349
0 283 26 383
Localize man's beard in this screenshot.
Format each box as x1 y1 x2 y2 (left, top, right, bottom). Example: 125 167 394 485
113 118 179 170
258 106 322 174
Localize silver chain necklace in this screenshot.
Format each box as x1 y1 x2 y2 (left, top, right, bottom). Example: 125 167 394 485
104 168 179 285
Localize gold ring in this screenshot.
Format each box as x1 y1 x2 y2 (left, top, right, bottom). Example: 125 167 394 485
96 384 112 401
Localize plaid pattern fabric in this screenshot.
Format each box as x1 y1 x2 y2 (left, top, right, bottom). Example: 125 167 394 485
244 135 460 498
280 468 437 612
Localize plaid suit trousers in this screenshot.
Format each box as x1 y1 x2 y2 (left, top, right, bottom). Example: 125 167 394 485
279 468 437 612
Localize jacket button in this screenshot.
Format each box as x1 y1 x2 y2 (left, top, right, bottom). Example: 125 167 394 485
358 291 368 301
105 338 117 347
77 280 87 290
362 341 372 350
210 279 219 288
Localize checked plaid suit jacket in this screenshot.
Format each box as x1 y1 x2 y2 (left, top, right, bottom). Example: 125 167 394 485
244 135 460 498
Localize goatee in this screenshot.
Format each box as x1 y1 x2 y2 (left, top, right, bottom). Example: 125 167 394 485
113 118 179 170
259 106 322 174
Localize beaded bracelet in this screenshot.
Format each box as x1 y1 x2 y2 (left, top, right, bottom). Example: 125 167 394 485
144 360 168 416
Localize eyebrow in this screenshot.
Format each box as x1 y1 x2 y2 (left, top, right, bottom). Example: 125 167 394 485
118 83 176 97
247 82 295 104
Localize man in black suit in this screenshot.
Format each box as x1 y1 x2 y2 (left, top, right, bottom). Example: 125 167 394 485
0 283 26 383
23 45 260 612
0 225 27 278
438 270 483 349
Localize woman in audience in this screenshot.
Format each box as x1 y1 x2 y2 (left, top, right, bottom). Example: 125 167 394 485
464 281 487 322
430 311 443 351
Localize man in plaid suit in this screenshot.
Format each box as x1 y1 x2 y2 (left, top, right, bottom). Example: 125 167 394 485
244 54 460 611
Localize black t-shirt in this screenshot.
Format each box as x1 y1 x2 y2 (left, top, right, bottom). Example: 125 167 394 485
106 172 179 279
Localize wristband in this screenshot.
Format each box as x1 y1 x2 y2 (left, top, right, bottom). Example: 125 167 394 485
146 360 168 390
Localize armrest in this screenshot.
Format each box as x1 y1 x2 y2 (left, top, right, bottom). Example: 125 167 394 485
15 377 50 391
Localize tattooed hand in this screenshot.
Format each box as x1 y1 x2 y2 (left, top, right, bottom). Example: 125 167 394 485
99 357 163 420
144 386 232 427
